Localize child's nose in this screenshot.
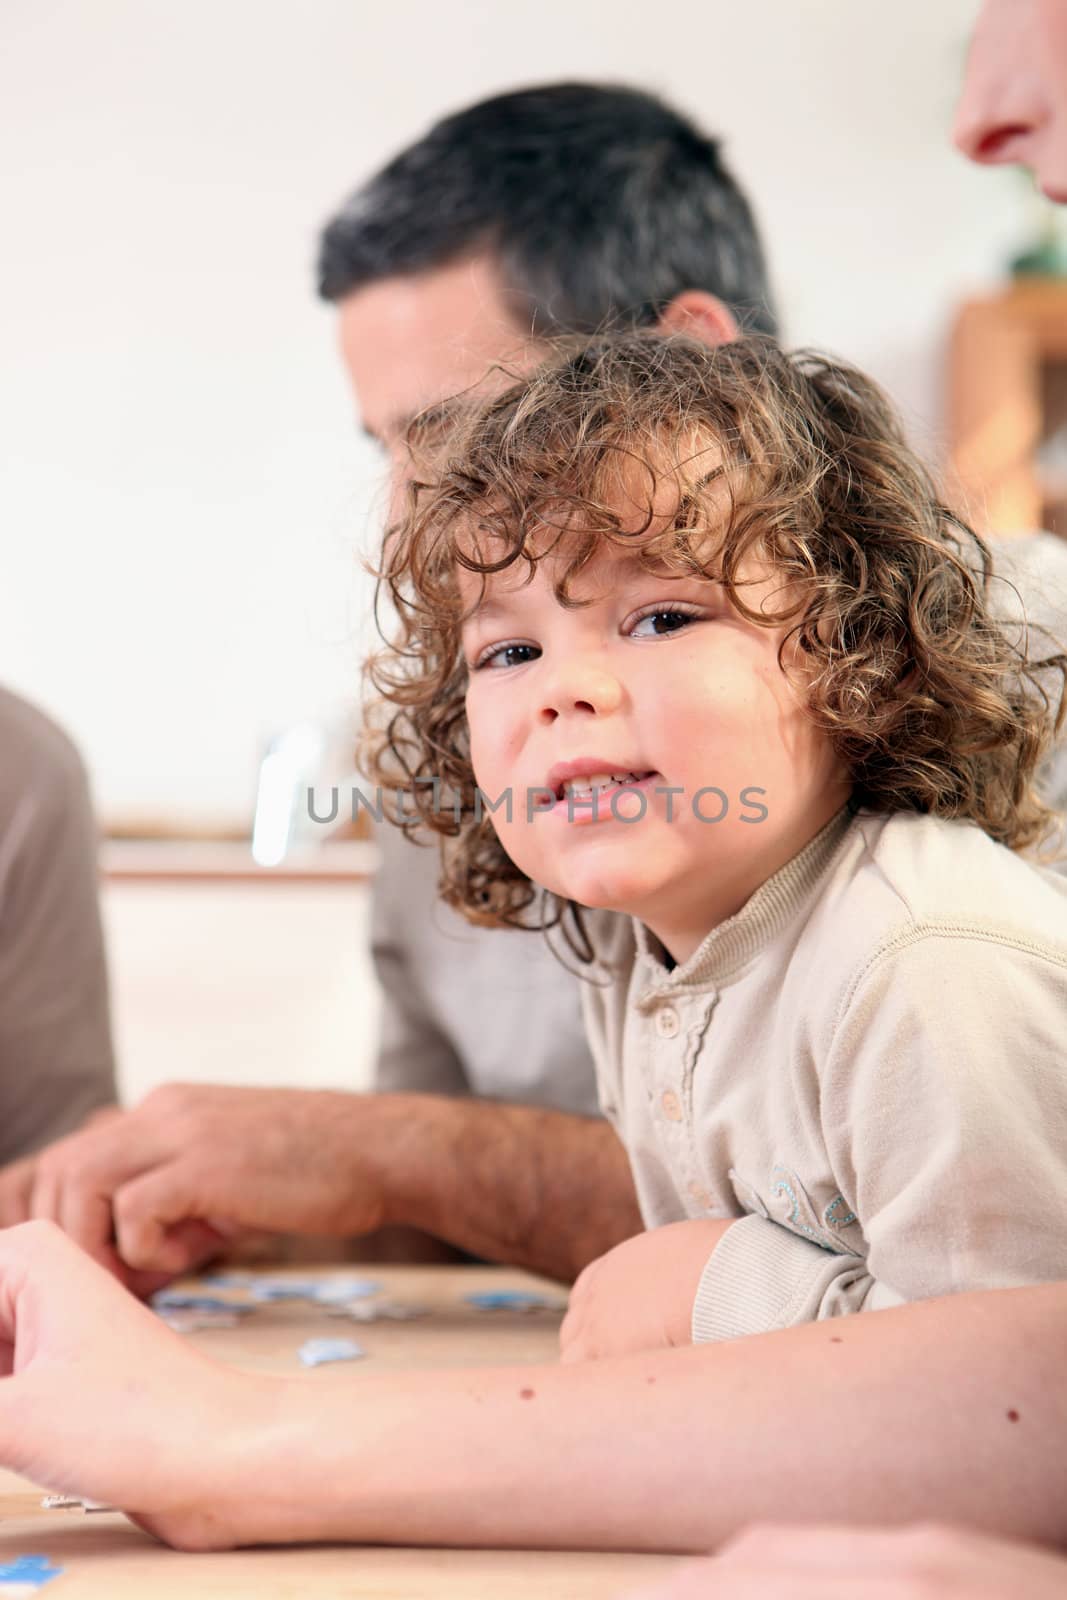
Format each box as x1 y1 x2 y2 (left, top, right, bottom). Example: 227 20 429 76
537 662 624 724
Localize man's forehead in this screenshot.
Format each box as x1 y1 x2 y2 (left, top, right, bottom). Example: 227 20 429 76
336 254 540 442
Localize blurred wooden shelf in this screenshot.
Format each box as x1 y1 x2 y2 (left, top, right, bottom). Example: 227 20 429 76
949 278 1067 536
101 839 378 885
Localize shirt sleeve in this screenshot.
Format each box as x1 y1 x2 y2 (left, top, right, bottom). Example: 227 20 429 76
368 835 471 1098
0 749 117 1163
692 928 1067 1341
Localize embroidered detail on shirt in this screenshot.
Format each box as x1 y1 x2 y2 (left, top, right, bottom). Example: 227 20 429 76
764 1166 859 1255
824 1194 858 1232
770 1167 821 1240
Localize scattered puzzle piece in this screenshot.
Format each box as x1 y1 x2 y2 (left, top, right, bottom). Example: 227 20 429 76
152 1291 251 1315
464 1290 563 1313
41 1495 114 1514
250 1279 321 1302
328 1299 429 1323
157 1308 243 1333
0 1554 64 1593
298 1337 365 1367
310 1276 381 1305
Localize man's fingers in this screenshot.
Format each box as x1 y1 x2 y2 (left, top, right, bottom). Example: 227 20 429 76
28 1163 60 1227
112 1164 225 1273
0 1157 36 1228
31 1119 171 1261
58 1187 117 1267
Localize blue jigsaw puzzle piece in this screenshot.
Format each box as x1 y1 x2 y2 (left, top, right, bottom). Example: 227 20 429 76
310 1277 381 1305
152 1291 245 1314
464 1290 558 1311
0 1553 64 1589
251 1280 320 1302
298 1337 365 1367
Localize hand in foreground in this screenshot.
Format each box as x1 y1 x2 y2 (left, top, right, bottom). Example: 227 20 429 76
559 1218 733 1363
0 1220 269 1549
29 1084 391 1281
621 1523 1067 1598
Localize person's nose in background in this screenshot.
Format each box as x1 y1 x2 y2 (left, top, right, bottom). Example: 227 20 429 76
953 0 1067 202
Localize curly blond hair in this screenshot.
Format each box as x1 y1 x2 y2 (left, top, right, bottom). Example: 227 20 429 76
363 332 1066 936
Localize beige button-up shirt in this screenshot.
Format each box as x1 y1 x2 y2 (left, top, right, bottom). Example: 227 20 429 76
582 809 1067 1341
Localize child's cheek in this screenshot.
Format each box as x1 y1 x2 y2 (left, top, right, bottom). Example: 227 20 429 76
466 703 519 814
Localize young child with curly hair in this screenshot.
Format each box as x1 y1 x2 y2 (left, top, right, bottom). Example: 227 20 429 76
1 335 1066 1560
367 331 1067 1355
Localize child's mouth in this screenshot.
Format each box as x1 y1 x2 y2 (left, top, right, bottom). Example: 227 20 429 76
542 770 661 824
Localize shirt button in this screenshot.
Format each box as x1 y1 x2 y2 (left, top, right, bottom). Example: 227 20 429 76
687 1181 712 1209
655 1006 680 1039
660 1089 683 1121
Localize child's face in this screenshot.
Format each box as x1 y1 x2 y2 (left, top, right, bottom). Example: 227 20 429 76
460 536 852 964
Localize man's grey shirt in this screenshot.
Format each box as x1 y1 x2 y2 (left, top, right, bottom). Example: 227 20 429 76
370 817 599 1113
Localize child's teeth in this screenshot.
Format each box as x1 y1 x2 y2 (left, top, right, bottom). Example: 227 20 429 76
562 771 641 797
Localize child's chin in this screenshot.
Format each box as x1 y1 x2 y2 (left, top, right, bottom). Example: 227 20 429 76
560 869 648 917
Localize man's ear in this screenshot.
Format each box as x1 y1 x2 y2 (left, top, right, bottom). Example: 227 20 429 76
657 290 740 348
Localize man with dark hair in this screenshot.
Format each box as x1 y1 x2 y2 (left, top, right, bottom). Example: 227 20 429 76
16 82 778 1283
318 83 777 336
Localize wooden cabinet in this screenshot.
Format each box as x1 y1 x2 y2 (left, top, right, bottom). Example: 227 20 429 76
948 279 1067 539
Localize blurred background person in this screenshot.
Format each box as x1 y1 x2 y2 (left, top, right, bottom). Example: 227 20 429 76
0 687 116 1209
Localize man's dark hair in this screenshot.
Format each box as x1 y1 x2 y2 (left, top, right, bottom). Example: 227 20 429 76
318 82 777 337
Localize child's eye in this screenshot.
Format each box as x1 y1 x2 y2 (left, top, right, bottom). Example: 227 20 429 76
474 641 542 671
626 606 703 639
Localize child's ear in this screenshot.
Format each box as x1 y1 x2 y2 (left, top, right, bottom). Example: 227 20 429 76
657 291 740 349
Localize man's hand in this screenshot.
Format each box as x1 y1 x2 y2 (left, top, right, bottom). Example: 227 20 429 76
30 1084 393 1280
0 1105 123 1230
622 1523 1067 1598
29 1084 643 1286
0 1105 125 1253
0 1220 270 1550
560 1217 734 1363
0 1153 35 1229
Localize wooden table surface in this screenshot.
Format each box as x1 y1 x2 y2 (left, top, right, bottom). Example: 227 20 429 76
0 1264 681 1598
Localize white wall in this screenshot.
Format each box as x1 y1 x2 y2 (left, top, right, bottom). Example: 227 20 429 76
102 880 378 1100
1 0 1027 824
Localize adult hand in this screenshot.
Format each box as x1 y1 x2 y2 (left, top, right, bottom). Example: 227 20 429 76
30 1084 393 1280
0 1219 269 1549
559 1218 733 1363
621 1523 1067 1597
0 1106 124 1230
0 1153 35 1228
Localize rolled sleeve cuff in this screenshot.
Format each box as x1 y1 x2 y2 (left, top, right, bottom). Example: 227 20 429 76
691 1214 868 1343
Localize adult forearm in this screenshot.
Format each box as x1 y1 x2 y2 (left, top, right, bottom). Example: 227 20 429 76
25 1085 639 1282
236 1283 1067 1553
368 1095 643 1280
